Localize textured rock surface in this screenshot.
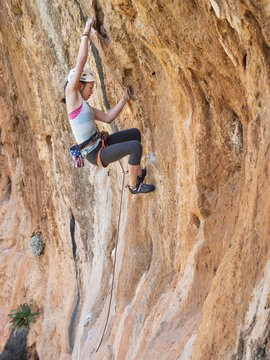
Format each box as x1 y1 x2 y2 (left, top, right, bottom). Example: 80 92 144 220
1 1 270 359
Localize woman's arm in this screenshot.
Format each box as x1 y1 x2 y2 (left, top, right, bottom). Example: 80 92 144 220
66 18 94 92
92 92 129 124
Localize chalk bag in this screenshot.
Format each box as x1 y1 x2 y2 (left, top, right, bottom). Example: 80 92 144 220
69 144 84 168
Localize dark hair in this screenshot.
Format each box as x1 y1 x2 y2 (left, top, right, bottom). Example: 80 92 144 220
61 81 69 104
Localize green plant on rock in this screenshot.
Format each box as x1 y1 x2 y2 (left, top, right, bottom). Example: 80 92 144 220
29 232 45 257
8 303 39 329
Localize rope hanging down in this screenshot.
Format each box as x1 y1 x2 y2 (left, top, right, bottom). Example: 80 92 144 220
95 164 127 353
89 30 128 354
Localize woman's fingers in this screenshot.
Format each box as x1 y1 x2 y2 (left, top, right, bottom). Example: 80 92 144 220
123 86 132 100
86 18 94 25
85 18 96 32
126 88 132 99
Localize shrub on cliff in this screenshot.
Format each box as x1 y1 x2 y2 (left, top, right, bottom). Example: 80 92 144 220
8 303 39 329
28 232 45 257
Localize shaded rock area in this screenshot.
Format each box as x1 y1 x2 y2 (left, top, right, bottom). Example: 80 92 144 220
0 1 270 359
0 328 32 360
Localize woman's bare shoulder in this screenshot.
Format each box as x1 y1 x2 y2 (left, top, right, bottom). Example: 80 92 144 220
65 86 82 114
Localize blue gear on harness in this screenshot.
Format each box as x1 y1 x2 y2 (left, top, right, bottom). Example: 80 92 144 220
80 133 102 159
69 144 84 168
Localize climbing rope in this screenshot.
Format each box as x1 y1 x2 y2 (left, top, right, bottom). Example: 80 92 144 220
88 26 128 354
95 162 127 353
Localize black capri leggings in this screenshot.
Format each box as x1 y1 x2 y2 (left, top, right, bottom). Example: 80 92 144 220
86 128 142 167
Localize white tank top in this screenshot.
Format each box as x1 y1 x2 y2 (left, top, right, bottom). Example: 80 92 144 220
68 99 98 145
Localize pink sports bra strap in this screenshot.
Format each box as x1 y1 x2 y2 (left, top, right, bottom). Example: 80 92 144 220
68 103 83 120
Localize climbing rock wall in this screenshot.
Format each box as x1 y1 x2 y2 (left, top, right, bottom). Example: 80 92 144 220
1 0 270 359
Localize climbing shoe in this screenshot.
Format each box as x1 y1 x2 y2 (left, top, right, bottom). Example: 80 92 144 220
136 167 147 186
127 183 155 194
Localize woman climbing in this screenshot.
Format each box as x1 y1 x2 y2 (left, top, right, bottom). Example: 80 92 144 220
63 17 155 194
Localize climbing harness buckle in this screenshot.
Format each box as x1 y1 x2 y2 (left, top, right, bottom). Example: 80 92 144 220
81 148 88 158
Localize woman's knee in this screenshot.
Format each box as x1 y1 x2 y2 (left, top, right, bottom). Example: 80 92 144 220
133 140 142 154
128 140 142 165
131 128 141 142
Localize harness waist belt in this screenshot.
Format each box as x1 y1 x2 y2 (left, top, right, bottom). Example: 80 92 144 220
79 132 99 150
80 133 101 158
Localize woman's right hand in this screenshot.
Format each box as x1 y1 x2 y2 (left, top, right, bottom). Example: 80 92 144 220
122 87 132 103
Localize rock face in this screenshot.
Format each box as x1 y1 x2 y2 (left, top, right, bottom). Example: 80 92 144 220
0 1 270 359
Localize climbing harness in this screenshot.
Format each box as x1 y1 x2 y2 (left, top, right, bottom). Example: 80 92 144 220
80 133 102 158
96 139 108 168
95 161 127 353
69 133 108 168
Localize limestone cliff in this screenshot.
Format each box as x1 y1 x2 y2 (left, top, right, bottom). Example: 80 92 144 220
0 1 270 359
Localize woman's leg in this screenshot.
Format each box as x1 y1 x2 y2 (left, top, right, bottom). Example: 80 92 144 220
106 128 141 146
128 164 141 188
102 128 144 186
86 129 143 178
100 140 142 169
87 128 154 193
100 140 142 187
